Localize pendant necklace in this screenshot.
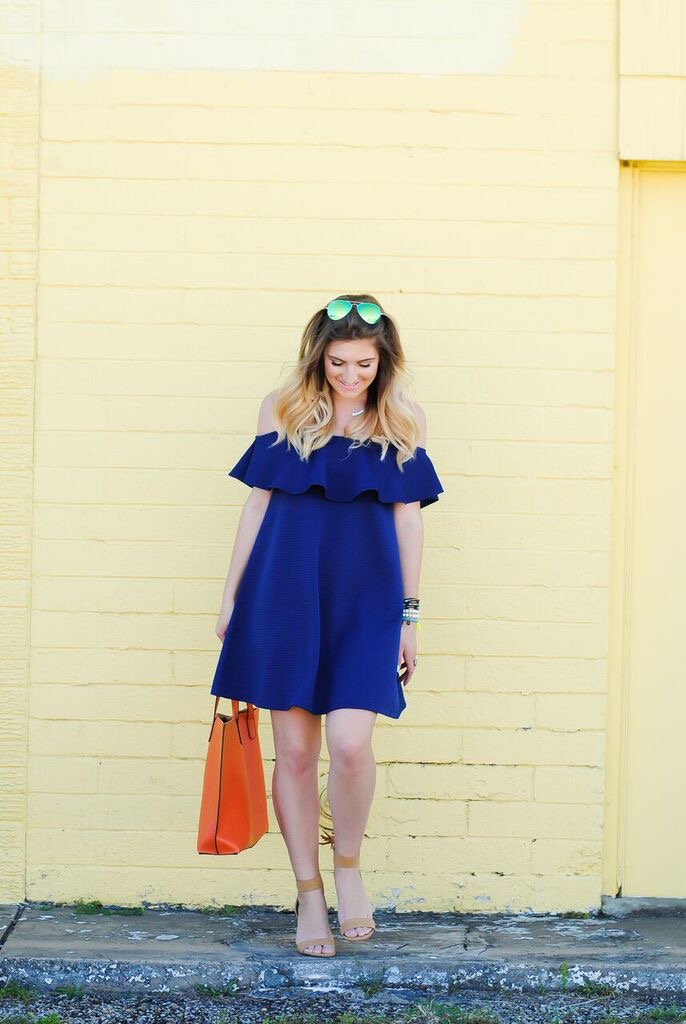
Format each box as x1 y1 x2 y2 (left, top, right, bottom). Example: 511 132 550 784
341 404 365 437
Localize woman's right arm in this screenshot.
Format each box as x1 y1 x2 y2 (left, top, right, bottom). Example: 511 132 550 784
214 391 278 640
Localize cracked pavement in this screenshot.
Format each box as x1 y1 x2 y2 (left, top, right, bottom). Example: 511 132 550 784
1 902 685 999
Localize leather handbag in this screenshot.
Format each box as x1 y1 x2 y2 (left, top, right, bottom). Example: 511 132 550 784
197 697 269 855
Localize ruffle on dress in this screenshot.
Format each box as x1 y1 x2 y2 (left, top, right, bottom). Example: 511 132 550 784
228 430 444 509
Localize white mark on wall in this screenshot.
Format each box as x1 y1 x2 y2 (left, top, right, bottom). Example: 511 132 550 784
15 0 524 77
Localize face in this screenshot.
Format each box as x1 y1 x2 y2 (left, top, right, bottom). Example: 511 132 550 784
324 339 379 402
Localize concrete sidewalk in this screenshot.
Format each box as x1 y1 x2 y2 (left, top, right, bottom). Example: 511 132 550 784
1 899 685 998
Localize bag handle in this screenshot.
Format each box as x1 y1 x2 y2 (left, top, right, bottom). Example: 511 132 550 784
209 696 257 741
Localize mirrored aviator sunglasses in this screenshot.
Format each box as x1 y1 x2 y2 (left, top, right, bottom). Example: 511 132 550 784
326 299 383 325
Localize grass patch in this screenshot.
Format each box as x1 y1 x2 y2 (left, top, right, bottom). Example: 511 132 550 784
71 899 144 917
199 904 238 917
355 975 385 999
242 1001 686 1024
0 980 39 1004
626 1010 686 1023
253 1004 511 1024
560 1006 686 1024
193 980 240 998
258 1015 323 1024
0 1014 63 1024
71 900 107 916
574 979 618 997
403 1003 500 1023
257 1016 387 1024
53 983 85 999
559 960 570 992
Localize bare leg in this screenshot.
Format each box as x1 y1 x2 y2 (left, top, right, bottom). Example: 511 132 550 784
270 706 333 955
325 708 377 938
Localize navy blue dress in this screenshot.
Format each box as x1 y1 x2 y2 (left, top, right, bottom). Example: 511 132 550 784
210 430 444 719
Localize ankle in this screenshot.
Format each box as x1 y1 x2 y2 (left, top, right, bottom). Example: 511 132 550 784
333 850 360 869
295 871 322 893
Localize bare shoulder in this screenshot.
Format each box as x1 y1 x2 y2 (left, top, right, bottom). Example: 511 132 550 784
411 401 428 448
256 389 279 435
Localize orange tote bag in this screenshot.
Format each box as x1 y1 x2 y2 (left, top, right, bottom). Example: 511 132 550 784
197 697 269 855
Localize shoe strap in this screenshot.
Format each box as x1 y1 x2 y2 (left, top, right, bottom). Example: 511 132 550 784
333 850 360 868
296 937 335 953
340 916 375 931
296 873 323 893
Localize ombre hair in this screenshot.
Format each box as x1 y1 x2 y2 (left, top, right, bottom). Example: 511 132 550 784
270 293 422 469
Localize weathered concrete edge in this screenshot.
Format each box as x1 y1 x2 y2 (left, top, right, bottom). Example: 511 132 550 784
601 896 686 919
1 956 685 997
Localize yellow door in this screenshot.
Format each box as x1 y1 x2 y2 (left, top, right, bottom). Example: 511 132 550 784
607 166 686 897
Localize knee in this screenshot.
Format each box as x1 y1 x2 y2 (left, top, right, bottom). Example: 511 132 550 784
329 739 374 774
275 742 319 776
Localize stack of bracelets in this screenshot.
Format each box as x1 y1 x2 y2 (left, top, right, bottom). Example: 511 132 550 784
402 597 421 630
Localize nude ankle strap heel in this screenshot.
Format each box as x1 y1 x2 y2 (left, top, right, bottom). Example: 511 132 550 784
331 849 377 941
293 872 336 957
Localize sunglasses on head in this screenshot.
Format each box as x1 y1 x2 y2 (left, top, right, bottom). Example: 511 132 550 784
326 299 383 325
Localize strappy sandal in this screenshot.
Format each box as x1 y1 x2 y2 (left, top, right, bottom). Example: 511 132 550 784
321 831 376 941
293 872 336 957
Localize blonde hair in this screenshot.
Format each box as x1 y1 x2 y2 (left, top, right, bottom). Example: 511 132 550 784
270 294 421 470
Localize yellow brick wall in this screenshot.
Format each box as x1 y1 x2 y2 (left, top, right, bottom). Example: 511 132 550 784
1 0 625 912
619 0 686 158
0 0 41 902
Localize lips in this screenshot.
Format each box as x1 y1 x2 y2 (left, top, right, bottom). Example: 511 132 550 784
340 381 359 389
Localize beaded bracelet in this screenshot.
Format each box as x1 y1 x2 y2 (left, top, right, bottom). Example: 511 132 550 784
402 597 421 630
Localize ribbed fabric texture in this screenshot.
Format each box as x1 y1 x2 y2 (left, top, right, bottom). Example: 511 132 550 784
211 430 444 718
228 430 444 508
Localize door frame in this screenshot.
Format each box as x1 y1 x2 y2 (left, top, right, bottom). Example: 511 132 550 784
602 160 686 898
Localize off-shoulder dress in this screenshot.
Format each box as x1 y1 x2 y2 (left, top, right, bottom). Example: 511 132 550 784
210 430 444 719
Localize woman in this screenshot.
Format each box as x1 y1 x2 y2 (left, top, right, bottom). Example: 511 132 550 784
211 294 444 958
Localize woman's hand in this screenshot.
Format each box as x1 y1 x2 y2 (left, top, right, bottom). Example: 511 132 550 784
215 601 235 642
397 622 418 688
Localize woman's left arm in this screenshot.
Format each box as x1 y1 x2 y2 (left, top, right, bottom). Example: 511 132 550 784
393 403 428 689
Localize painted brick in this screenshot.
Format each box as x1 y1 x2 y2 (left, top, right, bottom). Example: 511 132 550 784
536 693 608 731
463 728 605 767
1 0 628 914
531 838 603 876
387 763 532 802
0 52 39 903
468 800 604 840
